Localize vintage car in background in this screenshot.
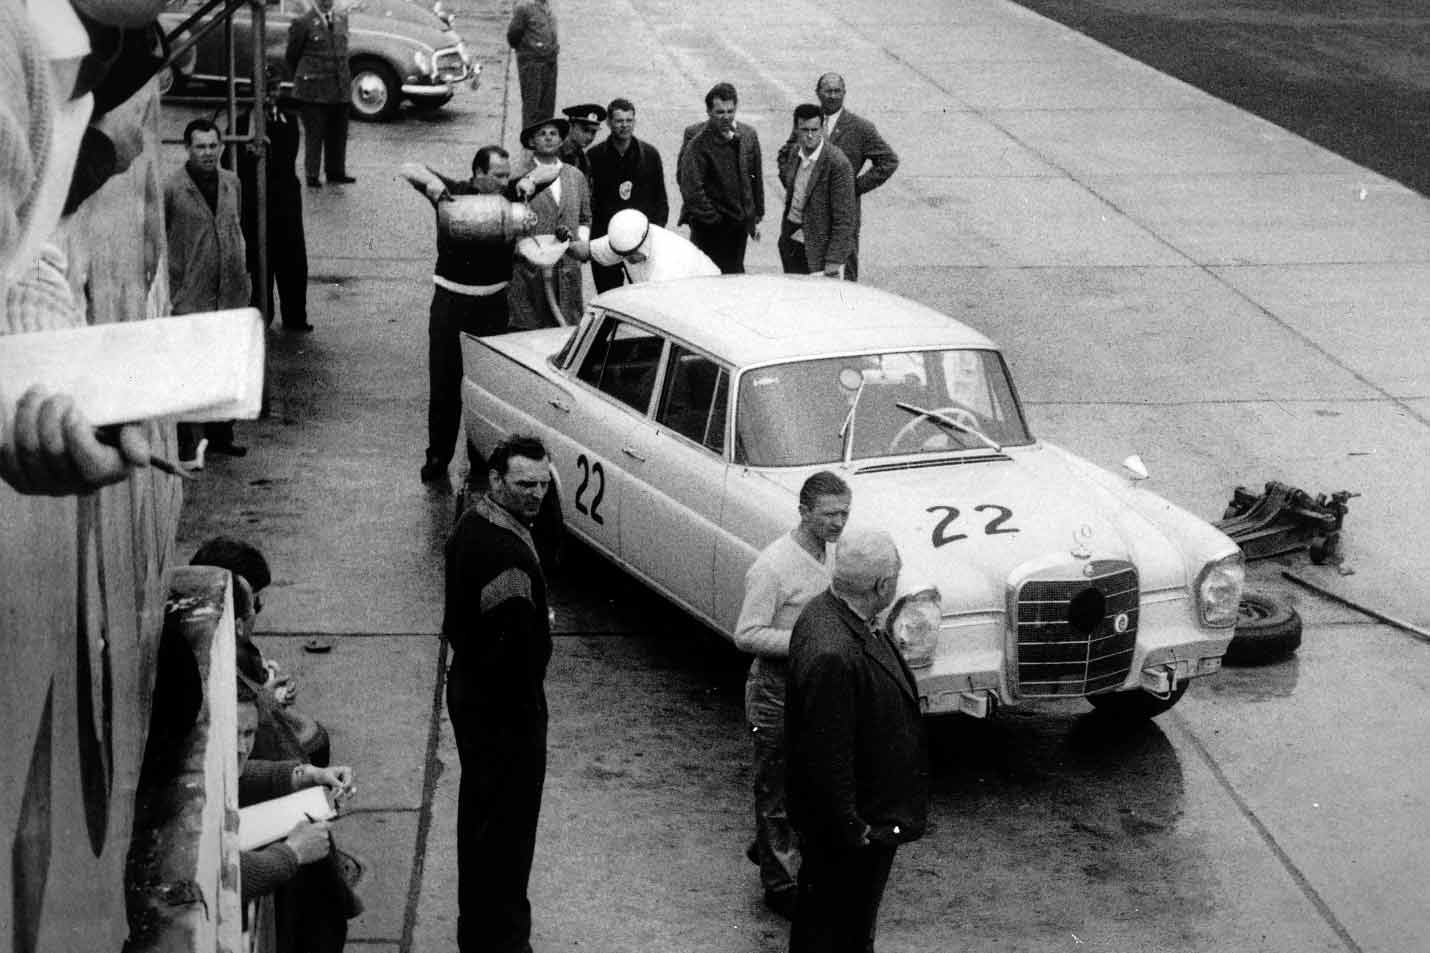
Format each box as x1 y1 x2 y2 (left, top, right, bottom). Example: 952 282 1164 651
159 0 477 120
460 276 1245 721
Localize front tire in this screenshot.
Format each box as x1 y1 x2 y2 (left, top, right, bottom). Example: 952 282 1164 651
349 59 400 121
1087 682 1188 721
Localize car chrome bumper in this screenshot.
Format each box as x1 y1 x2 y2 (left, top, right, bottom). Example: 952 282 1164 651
402 82 458 99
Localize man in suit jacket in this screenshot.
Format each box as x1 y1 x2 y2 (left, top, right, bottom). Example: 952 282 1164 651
779 73 899 281
508 116 591 329
786 529 928 953
777 103 856 277
285 0 354 188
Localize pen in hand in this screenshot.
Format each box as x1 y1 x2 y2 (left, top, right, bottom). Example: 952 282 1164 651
93 427 194 480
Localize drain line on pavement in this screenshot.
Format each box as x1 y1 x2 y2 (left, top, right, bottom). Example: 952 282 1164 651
1173 712 1365 953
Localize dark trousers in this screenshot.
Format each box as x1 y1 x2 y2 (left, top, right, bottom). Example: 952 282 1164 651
690 219 749 274
245 198 309 327
298 101 349 180
178 420 237 457
427 285 509 465
447 661 547 953
778 220 811 274
515 55 557 130
844 243 860 282
788 840 897 953
591 259 626 293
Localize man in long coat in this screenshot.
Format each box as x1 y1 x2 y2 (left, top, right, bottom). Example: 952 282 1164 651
786 529 928 953
508 116 590 329
164 118 251 460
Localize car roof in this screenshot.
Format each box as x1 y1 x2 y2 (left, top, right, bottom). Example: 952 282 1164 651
592 274 998 367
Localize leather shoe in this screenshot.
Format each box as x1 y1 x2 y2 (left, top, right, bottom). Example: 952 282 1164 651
306 177 321 188
763 888 796 920
283 321 315 333
420 457 447 482
208 440 248 457
328 174 356 184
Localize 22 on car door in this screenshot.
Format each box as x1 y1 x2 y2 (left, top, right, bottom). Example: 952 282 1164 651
562 315 667 563
618 345 730 623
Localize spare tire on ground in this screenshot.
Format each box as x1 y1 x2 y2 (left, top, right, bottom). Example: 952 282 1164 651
1225 591 1302 665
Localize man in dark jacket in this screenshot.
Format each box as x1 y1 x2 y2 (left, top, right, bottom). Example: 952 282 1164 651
237 81 311 332
443 434 558 953
285 0 354 188
786 529 928 953
586 97 669 292
777 103 856 277
400 151 556 483
507 0 559 130
558 102 604 181
677 81 763 273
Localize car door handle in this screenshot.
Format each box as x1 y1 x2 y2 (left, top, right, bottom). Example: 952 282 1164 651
547 398 571 413
621 446 647 462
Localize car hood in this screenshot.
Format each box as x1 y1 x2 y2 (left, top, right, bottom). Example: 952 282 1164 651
757 444 1210 609
354 0 458 43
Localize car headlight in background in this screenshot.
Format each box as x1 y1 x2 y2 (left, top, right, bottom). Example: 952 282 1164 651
1195 552 1244 627
413 49 433 75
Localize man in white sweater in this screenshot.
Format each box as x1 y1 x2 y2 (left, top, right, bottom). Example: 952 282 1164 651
733 470 852 918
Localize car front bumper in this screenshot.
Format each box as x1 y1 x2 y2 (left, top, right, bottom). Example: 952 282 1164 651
910 597 1233 717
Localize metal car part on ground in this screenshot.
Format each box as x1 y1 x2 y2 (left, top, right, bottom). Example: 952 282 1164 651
1216 480 1357 564
460 276 1247 725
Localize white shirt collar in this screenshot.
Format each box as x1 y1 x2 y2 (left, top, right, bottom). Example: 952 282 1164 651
799 139 825 165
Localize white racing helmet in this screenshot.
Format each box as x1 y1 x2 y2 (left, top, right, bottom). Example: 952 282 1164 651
606 208 651 256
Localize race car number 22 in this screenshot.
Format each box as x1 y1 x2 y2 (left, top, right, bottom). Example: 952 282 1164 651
574 453 606 524
926 504 1019 547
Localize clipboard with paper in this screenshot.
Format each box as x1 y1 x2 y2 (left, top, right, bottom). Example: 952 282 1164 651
0 308 266 426
238 785 336 852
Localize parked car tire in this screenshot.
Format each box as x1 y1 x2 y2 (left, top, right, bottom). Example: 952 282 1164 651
1087 682 1188 720
1225 591 1302 665
350 58 400 121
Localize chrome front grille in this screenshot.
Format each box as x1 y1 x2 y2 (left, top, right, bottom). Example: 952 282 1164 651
434 48 468 82
1014 560 1138 698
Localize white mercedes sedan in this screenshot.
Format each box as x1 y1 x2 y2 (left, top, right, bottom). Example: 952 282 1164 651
461 275 1244 720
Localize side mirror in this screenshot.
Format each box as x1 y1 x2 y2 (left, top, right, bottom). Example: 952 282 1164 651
1121 454 1149 482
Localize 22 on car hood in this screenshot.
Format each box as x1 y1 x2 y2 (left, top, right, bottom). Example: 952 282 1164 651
759 444 1210 610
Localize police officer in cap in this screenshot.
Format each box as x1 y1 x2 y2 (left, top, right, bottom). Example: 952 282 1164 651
558 103 605 181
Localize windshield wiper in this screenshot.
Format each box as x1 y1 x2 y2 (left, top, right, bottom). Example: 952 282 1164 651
894 401 1003 453
839 375 868 467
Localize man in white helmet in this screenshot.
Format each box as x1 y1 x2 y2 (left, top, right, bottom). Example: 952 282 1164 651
587 208 719 285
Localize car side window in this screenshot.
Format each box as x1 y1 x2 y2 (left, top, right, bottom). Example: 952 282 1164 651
656 345 728 453
576 316 665 413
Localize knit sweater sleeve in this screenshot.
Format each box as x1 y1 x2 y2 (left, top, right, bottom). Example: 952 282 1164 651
240 842 300 902
239 758 300 806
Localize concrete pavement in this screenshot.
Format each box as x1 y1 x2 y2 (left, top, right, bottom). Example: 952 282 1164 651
171 0 1429 950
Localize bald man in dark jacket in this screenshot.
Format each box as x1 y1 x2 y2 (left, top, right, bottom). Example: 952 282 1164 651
786 529 927 953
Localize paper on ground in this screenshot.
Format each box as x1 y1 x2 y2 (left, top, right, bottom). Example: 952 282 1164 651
238 785 335 851
0 308 265 425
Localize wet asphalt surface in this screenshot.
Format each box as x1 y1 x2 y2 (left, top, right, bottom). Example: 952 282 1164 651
168 0 1429 950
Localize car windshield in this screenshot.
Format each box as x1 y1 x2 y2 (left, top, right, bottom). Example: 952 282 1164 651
734 349 1032 467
